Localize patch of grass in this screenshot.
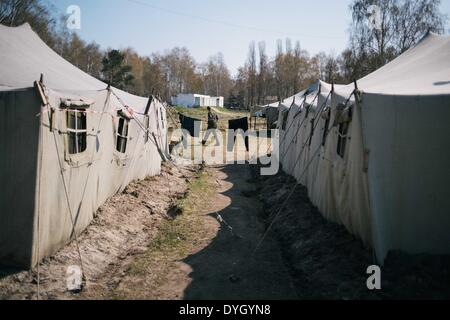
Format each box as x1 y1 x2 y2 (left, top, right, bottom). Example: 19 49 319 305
175 106 209 119
168 105 268 139
112 168 217 299
214 107 249 116
175 106 249 120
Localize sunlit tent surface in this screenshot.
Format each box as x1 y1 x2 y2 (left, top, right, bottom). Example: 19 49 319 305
276 32 450 263
0 24 168 268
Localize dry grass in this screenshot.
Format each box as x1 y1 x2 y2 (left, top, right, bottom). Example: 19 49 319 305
167 106 267 140
110 168 217 299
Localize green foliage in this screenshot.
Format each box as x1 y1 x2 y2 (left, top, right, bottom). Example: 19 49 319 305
0 0 57 46
101 50 134 90
2 0 447 103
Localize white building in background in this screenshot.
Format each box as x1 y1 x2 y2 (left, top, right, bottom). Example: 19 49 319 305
171 93 224 108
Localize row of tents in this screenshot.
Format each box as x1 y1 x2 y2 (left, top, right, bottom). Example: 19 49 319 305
1 23 449 268
258 32 450 263
0 24 169 268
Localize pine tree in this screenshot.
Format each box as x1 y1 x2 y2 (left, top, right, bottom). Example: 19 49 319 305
101 50 134 90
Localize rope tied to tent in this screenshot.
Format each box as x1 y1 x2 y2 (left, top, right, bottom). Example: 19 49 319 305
250 88 357 258
111 89 169 162
279 88 324 162
287 90 335 173
278 95 309 162
34 79 88 296
279 89 332 164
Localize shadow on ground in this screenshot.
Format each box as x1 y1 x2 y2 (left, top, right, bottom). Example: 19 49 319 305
253 165 450 300
180 163 450 300
0 268 23 280
181 164 298 300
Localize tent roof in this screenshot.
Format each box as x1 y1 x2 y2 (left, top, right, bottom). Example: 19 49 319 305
358 32 450 95
266 32 450 108
331 32 450 96
0 24 150 112
4 24 446 113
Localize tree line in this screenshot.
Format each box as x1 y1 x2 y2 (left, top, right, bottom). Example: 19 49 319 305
318 0 447 85
238 0 447 107
0 0 233 100
1 0 447 109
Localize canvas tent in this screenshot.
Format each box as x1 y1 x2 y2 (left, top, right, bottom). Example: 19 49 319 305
258 82 321 129
261 102 281 129
0 24 168 268
276 32 450 263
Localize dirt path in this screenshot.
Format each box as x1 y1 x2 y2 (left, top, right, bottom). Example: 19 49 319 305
1 126 295 300
181 164 297 299
93 164 297 300
0 163 197 300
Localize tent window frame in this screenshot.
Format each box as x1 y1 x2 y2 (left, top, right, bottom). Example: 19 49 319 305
67 109 87 155
336 105 353 158
116 117 129 153
337 122 350 158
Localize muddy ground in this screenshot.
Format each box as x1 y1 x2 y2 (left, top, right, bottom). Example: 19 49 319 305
0 163 198 300
0 162 298 300
1 161 449 300
253 166 450 299
94 164 297 300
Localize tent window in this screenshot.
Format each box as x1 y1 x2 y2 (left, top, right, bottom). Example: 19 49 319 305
67 109 87 155
337 122 349 158
144 115 150 143
116 117 129 153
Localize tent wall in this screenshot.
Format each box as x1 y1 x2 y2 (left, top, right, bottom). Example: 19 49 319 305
277 85 450 262
0 88 41 267
361 93 450 262
318 92 371 245
270 33 450 262
0 87 167 269
265 107 281 128
0 24 169 269
29 89 166 267
278 86 372 246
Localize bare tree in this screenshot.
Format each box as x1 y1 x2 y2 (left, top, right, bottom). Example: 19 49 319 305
315 51 342 83
0 0 57 46
200 53 232 98
257 41 269 105
350 0 447 75
274 39 284 101
394 0 447 52
246 41 257 108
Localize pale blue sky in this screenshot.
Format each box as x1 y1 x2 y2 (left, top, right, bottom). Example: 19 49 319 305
51 0 450 76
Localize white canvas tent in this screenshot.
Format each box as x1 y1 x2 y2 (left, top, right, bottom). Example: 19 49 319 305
276 33 450 263
259 102 282 128
0 24 168 268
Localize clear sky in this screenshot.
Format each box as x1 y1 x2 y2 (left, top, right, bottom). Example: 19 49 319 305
51 0 450 76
